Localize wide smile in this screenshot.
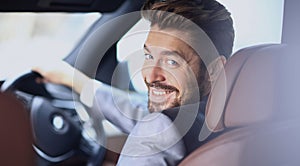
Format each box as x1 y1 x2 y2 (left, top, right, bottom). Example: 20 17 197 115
149 87 177 104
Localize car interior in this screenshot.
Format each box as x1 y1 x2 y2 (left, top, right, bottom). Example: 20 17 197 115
0 0 299 165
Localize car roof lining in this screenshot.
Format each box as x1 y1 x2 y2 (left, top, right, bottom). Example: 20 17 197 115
0 0 126 12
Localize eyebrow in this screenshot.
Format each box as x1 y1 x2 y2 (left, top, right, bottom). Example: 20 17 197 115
144 44 150 53
161 50 182 57
144 44 183 57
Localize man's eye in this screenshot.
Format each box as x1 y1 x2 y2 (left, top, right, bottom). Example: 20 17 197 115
145 54 153 60
166 59 178 66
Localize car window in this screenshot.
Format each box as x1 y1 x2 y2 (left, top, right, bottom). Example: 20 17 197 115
218 0 284 52
0 12 101 80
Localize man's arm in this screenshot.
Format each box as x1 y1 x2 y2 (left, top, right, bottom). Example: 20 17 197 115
32 61 148 133
80 79 148 134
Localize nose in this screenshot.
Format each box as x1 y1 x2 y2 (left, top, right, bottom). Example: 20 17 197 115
145 65 166 83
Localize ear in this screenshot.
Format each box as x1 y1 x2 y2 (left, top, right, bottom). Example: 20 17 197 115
207 55 226 82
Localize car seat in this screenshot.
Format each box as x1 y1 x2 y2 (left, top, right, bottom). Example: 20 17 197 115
0 92 35 165
179 44 300 166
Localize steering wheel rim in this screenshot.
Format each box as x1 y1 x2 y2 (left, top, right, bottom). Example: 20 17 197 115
1 71 106 166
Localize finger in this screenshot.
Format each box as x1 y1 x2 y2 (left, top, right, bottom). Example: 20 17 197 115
31 66 40 73
42 79 50 84
31 66 45 76
35 77 44 84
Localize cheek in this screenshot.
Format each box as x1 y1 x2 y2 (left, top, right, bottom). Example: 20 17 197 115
175 70 199 94
167 71 185 91
141 64 149 79
177 75 189 92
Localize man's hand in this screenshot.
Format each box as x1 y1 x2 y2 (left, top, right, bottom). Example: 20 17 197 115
32 61 91 94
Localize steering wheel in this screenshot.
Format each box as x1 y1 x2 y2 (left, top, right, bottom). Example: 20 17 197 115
1 71 106 166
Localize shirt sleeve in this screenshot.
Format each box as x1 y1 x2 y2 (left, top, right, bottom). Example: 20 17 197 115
117 112 186 166
79 79 148 134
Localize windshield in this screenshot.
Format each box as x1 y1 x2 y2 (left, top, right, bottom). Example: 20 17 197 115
0 12 100 80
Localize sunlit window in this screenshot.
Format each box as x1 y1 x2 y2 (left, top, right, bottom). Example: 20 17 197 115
218 0 284 52
0 12 100 80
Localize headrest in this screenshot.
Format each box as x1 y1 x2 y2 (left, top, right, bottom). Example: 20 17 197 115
205 44 300 131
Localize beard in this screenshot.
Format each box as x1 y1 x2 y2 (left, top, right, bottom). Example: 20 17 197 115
145 81 181 113
148 97 181 113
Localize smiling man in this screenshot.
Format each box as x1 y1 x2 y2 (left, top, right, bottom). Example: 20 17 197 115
140 0 233 115
143 26 204 113
33 0 234 165
118 1 233 164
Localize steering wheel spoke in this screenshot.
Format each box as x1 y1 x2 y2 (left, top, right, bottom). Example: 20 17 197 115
14 90 34 111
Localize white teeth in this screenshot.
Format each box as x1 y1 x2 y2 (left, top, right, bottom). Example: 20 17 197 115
153 90 166 95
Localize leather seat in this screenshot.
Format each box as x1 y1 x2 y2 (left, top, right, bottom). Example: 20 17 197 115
0 92 35 165
179 44 300 165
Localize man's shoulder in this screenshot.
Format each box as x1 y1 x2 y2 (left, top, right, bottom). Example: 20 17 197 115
162 101 206 122
131 112 175 136
161 101 210 155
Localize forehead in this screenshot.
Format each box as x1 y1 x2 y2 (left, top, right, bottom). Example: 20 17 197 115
145 26 195 57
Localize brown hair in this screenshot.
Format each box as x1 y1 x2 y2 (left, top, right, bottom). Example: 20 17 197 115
142 0 234 58
141 0 234 98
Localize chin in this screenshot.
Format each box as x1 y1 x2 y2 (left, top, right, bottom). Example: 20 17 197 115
148 100 181 113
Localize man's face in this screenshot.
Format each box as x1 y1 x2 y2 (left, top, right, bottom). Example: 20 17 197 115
142 26 202 112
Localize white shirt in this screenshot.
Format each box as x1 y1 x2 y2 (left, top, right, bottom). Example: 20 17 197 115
80 79 186 165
